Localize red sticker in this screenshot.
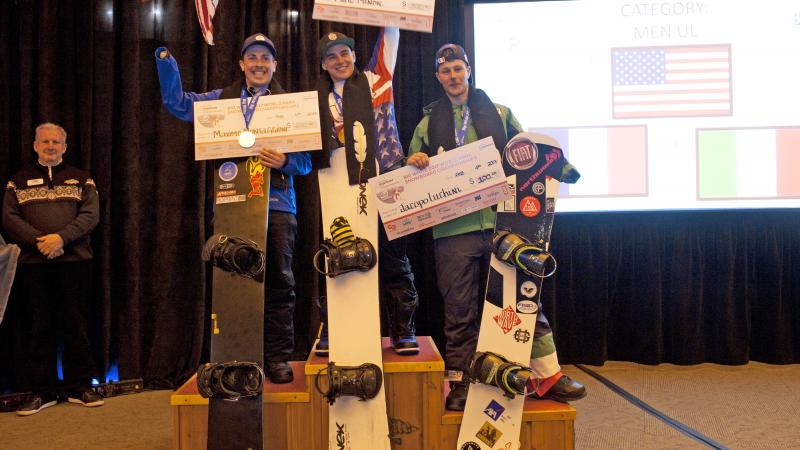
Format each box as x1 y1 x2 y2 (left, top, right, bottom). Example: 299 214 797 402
493 306 522 334
519 196 541 217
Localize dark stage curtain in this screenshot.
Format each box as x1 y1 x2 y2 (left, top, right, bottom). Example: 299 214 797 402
0 0 466 390
542 210 800 366
1 0 798 393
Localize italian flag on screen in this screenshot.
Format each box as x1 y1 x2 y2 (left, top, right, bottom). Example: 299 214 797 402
530 126 648 197
697 127 800 200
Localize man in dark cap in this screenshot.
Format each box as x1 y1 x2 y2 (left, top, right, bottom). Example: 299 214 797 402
312 28 420 356
407 43 587 410
154 34 311 384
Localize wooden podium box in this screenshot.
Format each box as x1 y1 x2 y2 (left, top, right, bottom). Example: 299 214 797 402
171 361 311 450
305 336 446 448
170 337 575 449
440 384 576 449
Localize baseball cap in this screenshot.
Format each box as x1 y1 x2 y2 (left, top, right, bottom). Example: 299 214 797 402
435 43 469 70
318 32 355 60
241 33 276 58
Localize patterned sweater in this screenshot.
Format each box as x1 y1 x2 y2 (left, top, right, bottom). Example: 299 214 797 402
3 162 99 263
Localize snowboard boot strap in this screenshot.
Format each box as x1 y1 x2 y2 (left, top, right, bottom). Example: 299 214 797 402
313 237 377 278
492 229 557 278
315 362 383 405
202 234 266 280
468 351 533 399
196 361 265 401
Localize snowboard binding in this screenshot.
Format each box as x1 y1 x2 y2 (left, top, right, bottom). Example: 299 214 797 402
197 361 265 401
313 217 377 278
467 351 533 399
492 229 557 278
315 361 383 405
202 234 266 280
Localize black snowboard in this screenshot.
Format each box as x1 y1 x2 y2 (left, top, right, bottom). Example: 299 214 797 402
207 156 270 450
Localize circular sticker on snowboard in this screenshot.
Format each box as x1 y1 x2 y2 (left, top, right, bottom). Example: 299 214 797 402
520 281 538 299
519 196 541 217
460 443 481 450
504 139 538 170
218 162 238 182
532 182 545 195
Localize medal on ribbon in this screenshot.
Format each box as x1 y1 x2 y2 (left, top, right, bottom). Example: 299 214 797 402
239 86 267 148
239 130 256 148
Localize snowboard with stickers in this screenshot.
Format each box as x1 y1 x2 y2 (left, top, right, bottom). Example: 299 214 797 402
457 132 579 450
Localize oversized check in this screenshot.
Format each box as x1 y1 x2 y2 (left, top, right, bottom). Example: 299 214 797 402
312 0 434 33
193 91 321 161
369 137 511 240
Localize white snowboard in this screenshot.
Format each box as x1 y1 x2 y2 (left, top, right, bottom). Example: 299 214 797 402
317 146 391 450
457 133 565 450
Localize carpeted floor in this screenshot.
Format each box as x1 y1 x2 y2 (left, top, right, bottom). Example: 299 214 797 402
1 362 798 449
565 362 800 450
0 389 173 449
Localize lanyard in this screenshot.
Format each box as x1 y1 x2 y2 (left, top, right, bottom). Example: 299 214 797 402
331 90 343 116
240 86 267 130
455 106 471 147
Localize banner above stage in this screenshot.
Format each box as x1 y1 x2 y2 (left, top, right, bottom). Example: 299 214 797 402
313 0 434 33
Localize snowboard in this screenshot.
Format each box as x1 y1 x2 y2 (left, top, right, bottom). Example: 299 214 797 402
205 156 270 450
317 146 391 450
457 132 579 450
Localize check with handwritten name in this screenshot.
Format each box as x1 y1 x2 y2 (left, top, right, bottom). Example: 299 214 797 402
313 0 434 33
193 91 321 161
369 137 511 240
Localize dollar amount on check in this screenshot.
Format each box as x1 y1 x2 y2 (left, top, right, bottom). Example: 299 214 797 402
369 137 511 240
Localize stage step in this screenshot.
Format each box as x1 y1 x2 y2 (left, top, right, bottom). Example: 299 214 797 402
441 382 576 449
170 337 575 449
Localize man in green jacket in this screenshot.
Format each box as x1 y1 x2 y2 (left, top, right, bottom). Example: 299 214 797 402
407 44 586 411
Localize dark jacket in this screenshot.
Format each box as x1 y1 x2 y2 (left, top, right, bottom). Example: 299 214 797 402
2 162 99 263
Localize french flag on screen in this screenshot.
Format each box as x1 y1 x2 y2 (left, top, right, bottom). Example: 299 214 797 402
611 44 732 119
697 127 800 200
529 126 649 198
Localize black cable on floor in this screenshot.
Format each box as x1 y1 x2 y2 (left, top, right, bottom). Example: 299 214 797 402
574 364 729 450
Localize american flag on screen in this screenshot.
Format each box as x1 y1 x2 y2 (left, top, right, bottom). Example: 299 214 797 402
195 0 219 45
611 44 732 119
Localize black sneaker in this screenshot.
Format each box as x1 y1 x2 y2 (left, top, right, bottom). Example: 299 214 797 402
266 361 294 384
68 389 105 407
445 381 469 411
527 375 587 403
17 394 58 416
391 335 420 355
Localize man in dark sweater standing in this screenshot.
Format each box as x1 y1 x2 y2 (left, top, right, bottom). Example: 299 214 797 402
3 122 102 415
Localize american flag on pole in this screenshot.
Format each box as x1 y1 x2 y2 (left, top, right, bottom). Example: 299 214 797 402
611 44 732 119
195 0 219 45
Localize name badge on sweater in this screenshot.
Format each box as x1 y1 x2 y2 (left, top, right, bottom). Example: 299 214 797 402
27 178 44 186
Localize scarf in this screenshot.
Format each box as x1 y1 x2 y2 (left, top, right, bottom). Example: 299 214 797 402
314 70 377 186
427 86 508 156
